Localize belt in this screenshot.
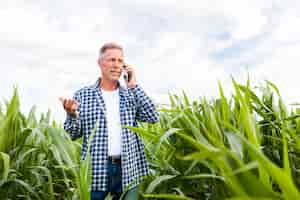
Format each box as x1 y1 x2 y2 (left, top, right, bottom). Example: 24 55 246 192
108 155 121 165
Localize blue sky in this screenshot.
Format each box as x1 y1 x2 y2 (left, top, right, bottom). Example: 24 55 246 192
1 0 300 121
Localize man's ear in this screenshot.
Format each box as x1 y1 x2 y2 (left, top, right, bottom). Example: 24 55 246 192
97 58 101 66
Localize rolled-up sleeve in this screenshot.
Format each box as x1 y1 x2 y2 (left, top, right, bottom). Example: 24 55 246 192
129 85 160 123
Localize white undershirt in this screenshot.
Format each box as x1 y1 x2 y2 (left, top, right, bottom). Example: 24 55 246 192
101 88 122 156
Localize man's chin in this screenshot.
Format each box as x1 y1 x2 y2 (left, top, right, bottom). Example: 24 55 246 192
110 76 120 82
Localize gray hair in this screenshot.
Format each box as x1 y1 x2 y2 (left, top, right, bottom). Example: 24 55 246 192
99 42 123 59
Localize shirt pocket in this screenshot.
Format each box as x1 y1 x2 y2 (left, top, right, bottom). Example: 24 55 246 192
120 100 136 125
80 101 101 133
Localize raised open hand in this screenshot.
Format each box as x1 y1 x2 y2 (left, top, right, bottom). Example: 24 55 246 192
59 97 80 118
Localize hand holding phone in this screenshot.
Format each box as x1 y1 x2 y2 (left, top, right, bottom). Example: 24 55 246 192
123 65 132 82
122 64 137 88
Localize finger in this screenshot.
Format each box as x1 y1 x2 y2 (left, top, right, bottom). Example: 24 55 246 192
62 99 67 109
71 103 78 111
59 98 67 109
126 66 134 72
71 99 79 106
59 97 68 108
58 97 64 103
66 99 72 109
68 100 78 111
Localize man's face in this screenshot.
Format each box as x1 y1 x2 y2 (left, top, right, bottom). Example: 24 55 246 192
98 48 124 81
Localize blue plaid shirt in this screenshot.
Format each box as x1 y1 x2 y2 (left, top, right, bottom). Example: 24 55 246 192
63 78 159 191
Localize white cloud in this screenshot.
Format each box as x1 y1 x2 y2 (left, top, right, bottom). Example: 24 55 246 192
274 11 300 42
250 45 300 102
1 0 300 122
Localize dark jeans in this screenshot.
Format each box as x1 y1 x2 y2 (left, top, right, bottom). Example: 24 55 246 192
91 159 122 200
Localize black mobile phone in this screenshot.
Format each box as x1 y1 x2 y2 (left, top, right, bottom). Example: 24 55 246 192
123 65 131 82
123 71 128 82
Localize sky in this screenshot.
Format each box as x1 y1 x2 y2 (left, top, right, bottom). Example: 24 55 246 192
1 0 300 122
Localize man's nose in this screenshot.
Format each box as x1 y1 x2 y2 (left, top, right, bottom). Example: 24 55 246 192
111 65 122 73
112 62 123 68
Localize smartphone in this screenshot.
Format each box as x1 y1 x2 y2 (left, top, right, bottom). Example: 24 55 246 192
123 70 128 82
122 65 131 82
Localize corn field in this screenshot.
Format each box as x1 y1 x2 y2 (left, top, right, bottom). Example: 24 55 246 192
1 79 300 199
131 79 300 200
0 88 93 200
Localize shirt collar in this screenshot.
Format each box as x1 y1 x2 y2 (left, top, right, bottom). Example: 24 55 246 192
92 77 128 97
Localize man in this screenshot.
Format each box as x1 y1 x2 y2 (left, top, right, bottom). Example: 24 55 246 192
60 42 159 200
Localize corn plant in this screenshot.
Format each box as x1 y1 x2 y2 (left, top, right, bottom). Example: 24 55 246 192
0 88 139 200
0 88 82 199
128 79 300 200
